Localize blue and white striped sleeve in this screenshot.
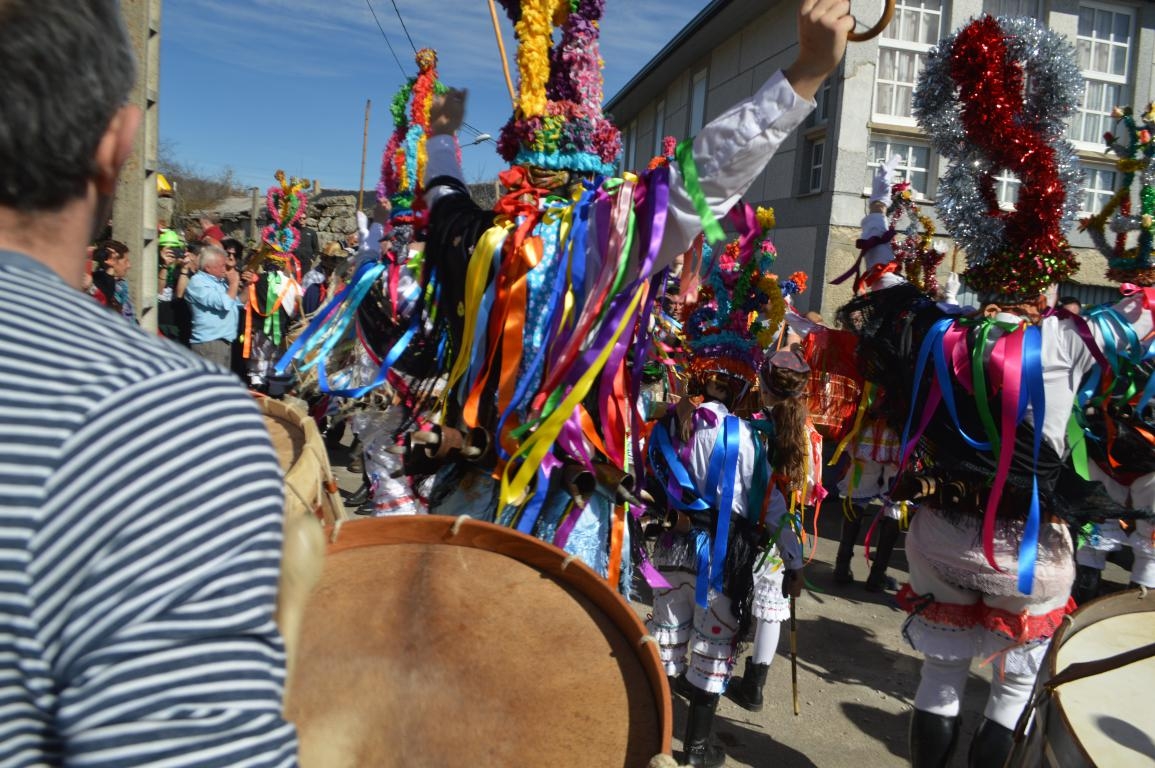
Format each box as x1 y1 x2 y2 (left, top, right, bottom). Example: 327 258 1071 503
32 368 297 767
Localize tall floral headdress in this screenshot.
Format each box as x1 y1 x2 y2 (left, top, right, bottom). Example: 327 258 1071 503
494 0 621 175
258 170 309 266
682 205 782 385
888 181 947 295
1080 104 1155 286
377 48 454 222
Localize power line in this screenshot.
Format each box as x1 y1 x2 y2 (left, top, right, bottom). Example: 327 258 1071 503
364 0 409 81
388 0 420 56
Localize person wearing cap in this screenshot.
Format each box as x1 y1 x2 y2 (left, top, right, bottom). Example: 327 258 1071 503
156 228 185 341
730 348 822 713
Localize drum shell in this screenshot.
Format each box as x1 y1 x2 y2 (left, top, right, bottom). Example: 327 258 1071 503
285 515 673 767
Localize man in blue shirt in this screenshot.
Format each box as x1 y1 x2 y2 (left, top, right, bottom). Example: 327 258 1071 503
184 244 242 368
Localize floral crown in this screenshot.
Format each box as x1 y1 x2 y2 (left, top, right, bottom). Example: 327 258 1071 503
683 206 791 384
260 170 309 262
1080 104 1155 286
377 49 456 221
495 0 621 175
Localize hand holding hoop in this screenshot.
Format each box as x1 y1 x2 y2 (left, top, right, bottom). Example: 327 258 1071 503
847 0 895 41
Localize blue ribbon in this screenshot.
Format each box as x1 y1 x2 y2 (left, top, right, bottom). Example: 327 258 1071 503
1017 325 1046 595
649 423 710 512
899 317 952 463
515 465 551 535
275 258 383 375
932 321 994 452
708 416 742 598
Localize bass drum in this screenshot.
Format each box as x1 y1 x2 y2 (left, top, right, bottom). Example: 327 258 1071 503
257 395 346 696
285 515 672 767
1010 588 1155 767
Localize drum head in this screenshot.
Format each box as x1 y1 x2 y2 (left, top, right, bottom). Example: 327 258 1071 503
1051 592 1155 767
286 516 671 767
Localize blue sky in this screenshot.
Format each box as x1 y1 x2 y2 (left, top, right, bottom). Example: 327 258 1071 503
160 0 709 192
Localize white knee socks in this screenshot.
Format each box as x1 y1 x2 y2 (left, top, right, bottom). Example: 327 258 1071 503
751 620 782 666
913 656 970 717
985 670 1035 730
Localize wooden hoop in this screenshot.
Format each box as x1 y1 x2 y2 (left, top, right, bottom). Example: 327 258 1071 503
847 0 896 42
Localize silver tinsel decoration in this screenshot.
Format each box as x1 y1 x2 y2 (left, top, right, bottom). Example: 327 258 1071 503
912 16 1085 267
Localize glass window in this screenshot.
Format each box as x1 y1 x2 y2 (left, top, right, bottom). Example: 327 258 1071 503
986 0 1040 17
1082 164 1118 213
994 169 1020 209
804 139 825 193
689 69 708 135
1070 3 1132 145
868 137 932 199
654 100 666 157
874 0 942 123
623 122 636 173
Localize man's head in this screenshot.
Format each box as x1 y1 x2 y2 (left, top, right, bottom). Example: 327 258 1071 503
0 1 137 216
1059 296 1082 315
199 245 228 278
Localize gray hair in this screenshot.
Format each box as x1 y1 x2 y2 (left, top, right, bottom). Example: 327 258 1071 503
0 0 136 211
198 245 227 269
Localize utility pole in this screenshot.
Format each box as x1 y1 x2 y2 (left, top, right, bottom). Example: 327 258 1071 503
113 0 162 331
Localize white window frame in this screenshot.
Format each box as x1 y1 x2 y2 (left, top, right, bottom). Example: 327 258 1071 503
623 121 636 174
1081 162 1118 215
984 0 1041 17
1069 2 1133 150
994 169 1021 210
805 138 826 194
872 0 943 127
867 136 934 201
653 99 666 158
689 68 708 136
811 79 833 126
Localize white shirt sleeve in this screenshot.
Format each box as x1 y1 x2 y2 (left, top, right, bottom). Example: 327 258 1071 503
657 70 814 272
423 134 467 210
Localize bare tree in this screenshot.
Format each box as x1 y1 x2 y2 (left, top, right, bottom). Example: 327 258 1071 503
158 138 242 219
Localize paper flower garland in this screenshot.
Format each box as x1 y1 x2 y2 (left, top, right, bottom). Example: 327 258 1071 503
377 48 452 217
683 205 785 382
496 0 621 174
887 180 946 295
1080 104 1155 285
913 15 1083 299
262 170 308 258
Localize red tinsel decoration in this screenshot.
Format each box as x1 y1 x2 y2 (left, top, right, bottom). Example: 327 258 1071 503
951 16 1076 296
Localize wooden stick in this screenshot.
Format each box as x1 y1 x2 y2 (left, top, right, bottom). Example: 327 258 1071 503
358 99 372 214
487 0 516 109
790 595 800 716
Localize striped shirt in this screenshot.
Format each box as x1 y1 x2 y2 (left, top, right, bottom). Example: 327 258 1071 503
0 251 297 766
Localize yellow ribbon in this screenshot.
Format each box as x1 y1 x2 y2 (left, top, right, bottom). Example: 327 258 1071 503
499 280 648 508
440 221 511 421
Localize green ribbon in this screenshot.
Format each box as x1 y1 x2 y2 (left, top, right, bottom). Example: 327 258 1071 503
675 139 725 245
971 319 1001 459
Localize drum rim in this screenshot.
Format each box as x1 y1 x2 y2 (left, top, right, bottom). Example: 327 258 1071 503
1044 588 1154 767
322 514 674 757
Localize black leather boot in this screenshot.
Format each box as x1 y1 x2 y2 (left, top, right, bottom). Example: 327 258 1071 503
1072 563 1101 604
344 479 370 507
730 657 769 712
909 709 960 768
683 688 726 768
968 717 1014 768
835 506 863 584
866 516 901 592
